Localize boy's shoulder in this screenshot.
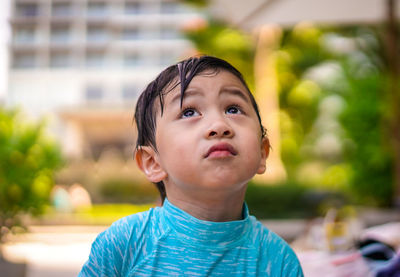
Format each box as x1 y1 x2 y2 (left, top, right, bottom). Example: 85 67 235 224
248 215 303 275
78 206 163 277
248 215 296 254
91 205 163 253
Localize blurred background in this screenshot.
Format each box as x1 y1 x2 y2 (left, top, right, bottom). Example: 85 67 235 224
1 0 400 276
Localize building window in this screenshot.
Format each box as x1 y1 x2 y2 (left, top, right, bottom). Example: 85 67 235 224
143 29 158 40
13 26 36 44
160 27 180 40
124 2 142 14
87 25 108 43
85 85 104 101
162 1 193 13
50 52 70 68
13 52 36 68
16 3 39 17
51 25 70 44
123 53 142 67
87 2 108 17
86 51 105 67
121 27 139 40
52 2 72 17
161 2 186 13
159 54 175 66
122 85 138 100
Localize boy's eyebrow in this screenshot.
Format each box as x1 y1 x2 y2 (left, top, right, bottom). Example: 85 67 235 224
169 89 205 107
220 87 250 103
168 86 250 107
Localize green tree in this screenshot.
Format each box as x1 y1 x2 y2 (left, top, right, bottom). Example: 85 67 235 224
0 107 63 243
276 25 334 177
276 25 394 205
337 27 393 206
184 20 255 90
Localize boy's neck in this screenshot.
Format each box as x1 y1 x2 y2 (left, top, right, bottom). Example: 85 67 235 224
166 188 247 222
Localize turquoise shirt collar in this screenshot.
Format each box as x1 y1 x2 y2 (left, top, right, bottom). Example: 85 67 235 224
161 198 251 248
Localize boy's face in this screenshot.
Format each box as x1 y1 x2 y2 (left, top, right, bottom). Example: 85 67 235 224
140 70 269 197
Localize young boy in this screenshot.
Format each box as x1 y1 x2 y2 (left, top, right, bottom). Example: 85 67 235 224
79 56 304 276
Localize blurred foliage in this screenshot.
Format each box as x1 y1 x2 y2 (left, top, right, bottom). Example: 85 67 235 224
99 178 159 204
277 24 334 177
337 28 393 206
55 157 158 204
0 107 63 242
276 24 393 206
184 20 256 91
182 0 208 7
246 182 348 219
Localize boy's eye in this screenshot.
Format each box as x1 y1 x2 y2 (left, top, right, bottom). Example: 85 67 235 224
181 108 199 118
226 106 242 115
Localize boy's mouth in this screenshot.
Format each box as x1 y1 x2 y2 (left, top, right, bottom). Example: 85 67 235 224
204 143 238 158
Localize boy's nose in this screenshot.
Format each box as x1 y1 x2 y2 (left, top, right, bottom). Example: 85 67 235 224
205 119 234 139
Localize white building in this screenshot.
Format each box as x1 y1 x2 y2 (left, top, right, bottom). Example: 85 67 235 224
7 0 202 159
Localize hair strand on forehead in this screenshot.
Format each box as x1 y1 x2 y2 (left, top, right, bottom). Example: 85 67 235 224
177 58 203 109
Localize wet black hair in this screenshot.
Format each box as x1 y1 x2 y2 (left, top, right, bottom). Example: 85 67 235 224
134 55 266 203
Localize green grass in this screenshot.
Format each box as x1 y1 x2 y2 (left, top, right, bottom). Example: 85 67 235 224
40 203 156 225
77 203 154 219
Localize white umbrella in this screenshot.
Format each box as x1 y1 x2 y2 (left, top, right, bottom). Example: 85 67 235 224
209 0 400 29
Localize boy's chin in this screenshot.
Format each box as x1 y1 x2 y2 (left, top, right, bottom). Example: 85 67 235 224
196 179 249 193
165 170 255 193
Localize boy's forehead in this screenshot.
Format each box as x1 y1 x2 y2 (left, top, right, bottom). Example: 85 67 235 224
187 69 245 88
164 70 249 102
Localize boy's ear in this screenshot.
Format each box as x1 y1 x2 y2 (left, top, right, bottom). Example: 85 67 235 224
135 146 167 183
257 138 270 174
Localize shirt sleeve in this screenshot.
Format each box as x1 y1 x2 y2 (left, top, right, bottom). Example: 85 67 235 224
78 220 130 277
281 246 304 277
260 227 304 277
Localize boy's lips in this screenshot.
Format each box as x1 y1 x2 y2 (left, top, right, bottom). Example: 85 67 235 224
204 143 238 158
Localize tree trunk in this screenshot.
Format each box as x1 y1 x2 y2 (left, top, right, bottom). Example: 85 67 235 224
386 0 400 207
253 25 287 184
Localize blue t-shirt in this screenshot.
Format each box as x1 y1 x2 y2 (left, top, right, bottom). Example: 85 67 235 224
79 199 303 276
